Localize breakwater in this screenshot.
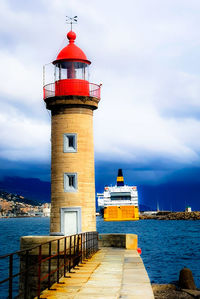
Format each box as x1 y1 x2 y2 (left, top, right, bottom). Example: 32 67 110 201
140 211 200 220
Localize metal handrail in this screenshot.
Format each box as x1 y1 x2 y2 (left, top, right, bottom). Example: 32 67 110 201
43 81 101 100
0 231 98 299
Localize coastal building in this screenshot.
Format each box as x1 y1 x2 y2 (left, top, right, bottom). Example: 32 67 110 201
185 206 192 212
0 196 51 217
42 203 51 217
43 29 101 235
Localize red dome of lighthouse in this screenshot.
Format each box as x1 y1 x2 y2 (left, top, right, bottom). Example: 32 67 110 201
53 31 91 65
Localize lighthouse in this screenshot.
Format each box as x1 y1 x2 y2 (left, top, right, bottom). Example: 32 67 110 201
43 29 101 235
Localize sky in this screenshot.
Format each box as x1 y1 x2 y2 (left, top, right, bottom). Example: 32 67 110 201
1 0 200 210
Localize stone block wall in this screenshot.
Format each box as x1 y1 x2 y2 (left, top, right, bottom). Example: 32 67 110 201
51 106 96 234
98 234 138 250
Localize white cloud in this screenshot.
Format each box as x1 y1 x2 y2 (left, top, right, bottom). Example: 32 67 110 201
0 109 50 161
0 51 41 103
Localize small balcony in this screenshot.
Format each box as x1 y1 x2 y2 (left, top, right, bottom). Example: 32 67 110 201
43 79 101 100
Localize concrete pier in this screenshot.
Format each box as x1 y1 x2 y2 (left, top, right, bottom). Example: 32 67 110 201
38 247 154 299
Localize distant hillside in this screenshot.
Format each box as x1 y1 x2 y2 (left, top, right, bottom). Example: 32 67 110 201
0 190 41 206
0 177 51 203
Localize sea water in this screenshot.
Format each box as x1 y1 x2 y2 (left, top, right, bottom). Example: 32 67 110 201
1 217 200 297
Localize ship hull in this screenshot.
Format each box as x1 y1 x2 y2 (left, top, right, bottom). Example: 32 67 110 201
103 205 139 221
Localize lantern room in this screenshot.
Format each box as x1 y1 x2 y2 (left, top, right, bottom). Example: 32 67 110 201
43 30 100 100
53 31 90 81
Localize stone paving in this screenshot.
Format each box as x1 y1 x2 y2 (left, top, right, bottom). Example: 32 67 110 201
39 247 154 299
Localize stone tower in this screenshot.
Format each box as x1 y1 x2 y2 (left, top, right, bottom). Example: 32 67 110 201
43 30 101 235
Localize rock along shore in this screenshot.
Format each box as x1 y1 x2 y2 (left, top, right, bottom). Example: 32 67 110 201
152 284 195 299
140 211 200 220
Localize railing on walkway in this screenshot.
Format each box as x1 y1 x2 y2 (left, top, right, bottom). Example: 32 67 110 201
0 231 98 299
43 81 101 100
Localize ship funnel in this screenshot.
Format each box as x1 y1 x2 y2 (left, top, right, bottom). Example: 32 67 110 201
117 168 124 187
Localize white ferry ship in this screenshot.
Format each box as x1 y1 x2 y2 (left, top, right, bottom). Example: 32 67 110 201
97 169 139 221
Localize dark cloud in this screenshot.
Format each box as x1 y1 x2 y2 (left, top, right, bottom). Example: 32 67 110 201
0 158 50 181
95 159 200 187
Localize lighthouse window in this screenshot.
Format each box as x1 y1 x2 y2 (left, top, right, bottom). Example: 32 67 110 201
55 62 89 81
69 175 74 187
63 133 77 153
68 136 74 147
64 173 77 192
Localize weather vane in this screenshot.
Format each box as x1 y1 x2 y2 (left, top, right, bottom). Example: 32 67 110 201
66 16 78 31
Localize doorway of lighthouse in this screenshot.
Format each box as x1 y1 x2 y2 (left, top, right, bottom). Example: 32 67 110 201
64 211 77 235
61 207 81 236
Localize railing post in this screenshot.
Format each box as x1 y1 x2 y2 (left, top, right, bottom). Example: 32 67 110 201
81 234 83 263
92 232 94 254
24 250 29 299
89 232 90 256
90 232 92 256
93 232 94 253
77 234 79 265
88 232 90 258
74 235 76 267
64 237 67 277
48 242 51 289
69 236 72 273
57 239 60 283
89 232 90 257
92 233 93 254
86 233 88 259
9 254 13 299
37 245 42 299
84 233 86 259
90 232 92 255
82 234 85 260
91 232 93 255
74 235 76 254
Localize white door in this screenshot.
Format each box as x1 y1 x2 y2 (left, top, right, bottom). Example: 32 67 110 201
64 211 78 235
